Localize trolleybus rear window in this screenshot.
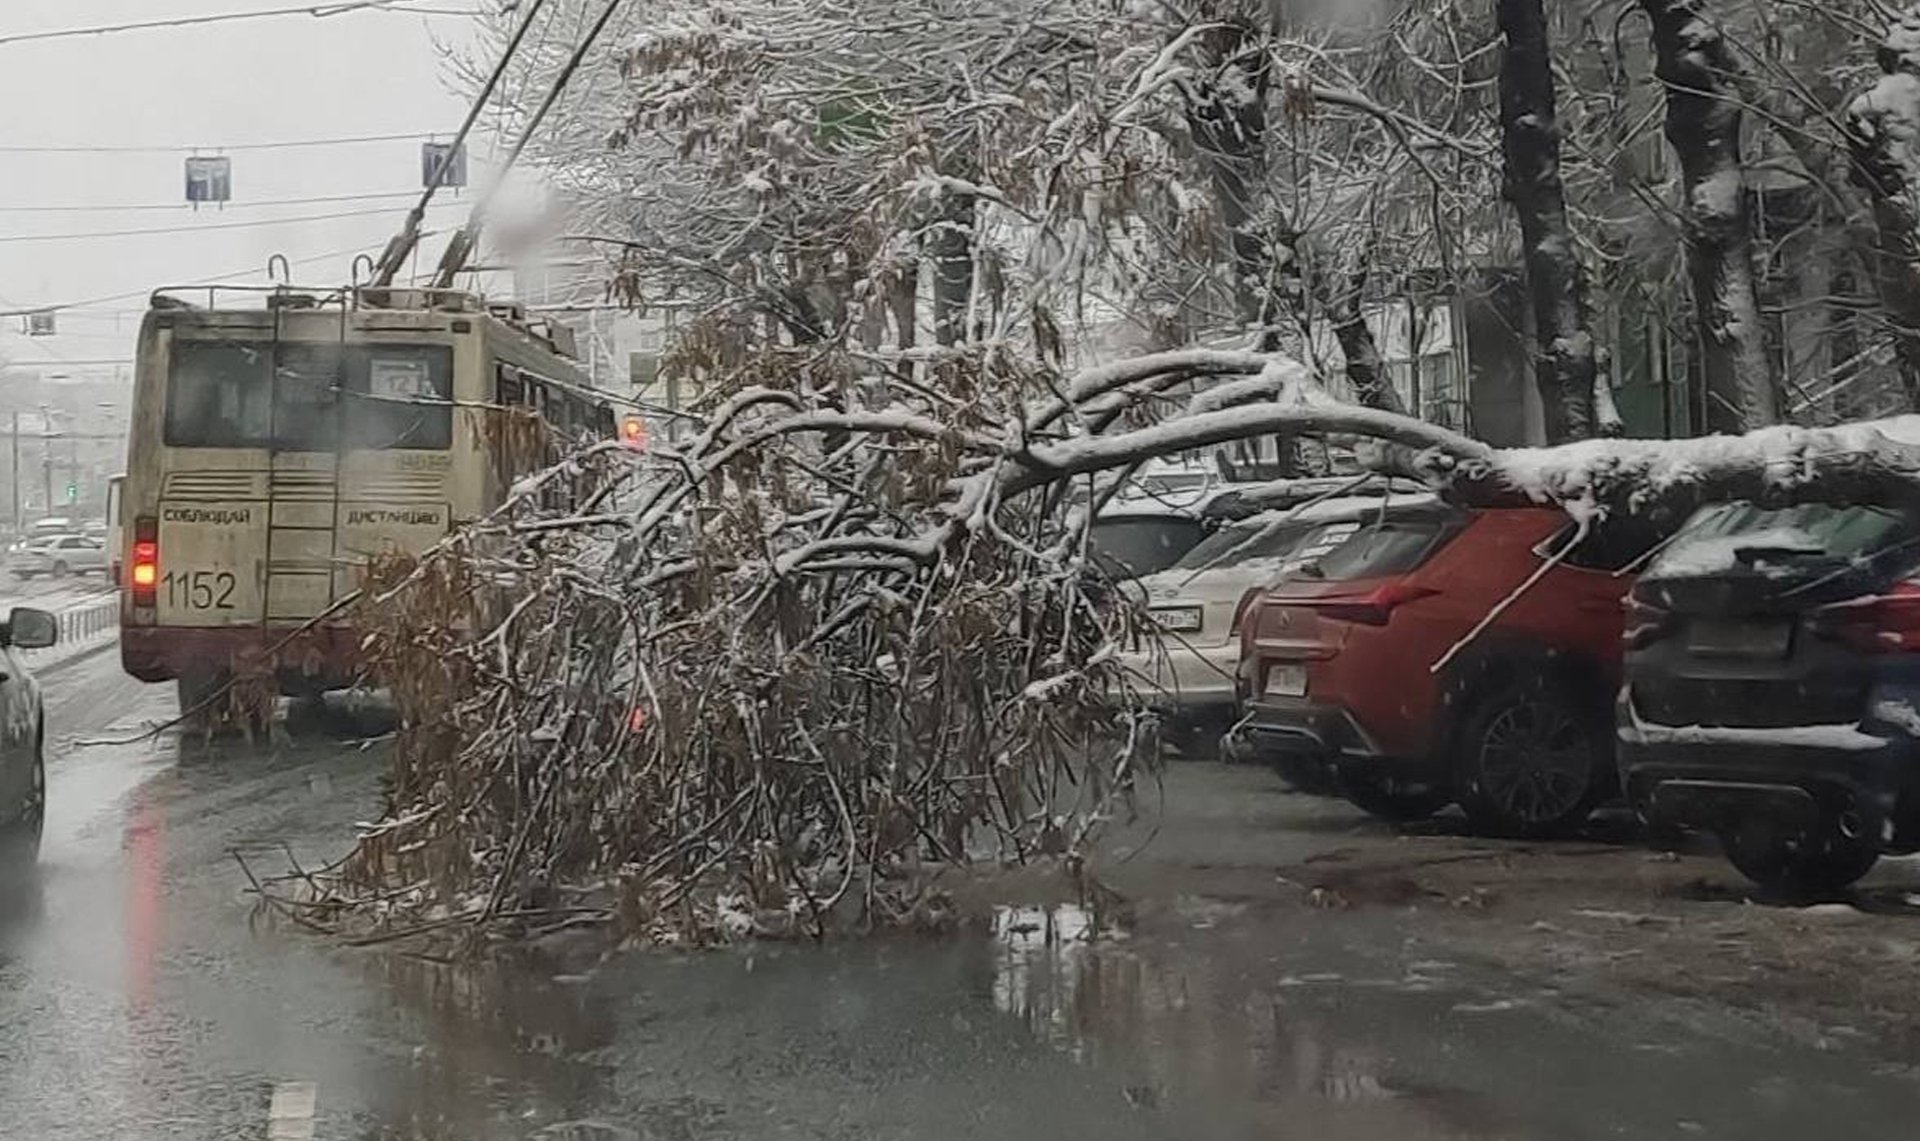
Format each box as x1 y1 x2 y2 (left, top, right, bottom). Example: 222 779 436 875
164 341 453 450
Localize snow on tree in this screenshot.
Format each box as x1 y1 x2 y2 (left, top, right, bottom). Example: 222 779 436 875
1638 0 1780 434
1847 3 1920 403
270 347 1483 947
244 334 1920 949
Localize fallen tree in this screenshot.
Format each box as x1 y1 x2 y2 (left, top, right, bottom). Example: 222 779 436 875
259 345 1920 951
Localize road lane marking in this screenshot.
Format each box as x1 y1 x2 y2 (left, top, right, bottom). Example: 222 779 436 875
268 1081 318 1141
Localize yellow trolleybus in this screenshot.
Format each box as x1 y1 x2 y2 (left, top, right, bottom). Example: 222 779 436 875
119 284 619 707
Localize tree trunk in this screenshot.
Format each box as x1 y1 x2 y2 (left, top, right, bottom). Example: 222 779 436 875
1724 15 1920 399
889 263 918 352
1184 17 1273 338
1498 0 1597 443
1640 0 1779 433
931 190 974 347
1320 240 1406 416
1846 14 1920 404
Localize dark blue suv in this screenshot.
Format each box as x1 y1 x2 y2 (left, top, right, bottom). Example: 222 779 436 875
1618 500 1920 893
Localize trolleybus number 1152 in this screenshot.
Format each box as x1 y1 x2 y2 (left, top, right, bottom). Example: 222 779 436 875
161 569 238 611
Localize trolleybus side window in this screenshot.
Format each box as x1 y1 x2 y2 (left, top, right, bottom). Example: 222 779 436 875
166 341 274 447
495 363 528 406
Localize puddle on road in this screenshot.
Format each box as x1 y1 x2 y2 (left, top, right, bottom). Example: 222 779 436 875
984 903 1520 1138
978 895 1920 1140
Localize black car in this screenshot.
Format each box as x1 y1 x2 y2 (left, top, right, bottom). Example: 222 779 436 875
0 606 58 863
1618 500 1920 893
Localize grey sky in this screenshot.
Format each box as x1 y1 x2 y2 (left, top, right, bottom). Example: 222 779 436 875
0 1 484 376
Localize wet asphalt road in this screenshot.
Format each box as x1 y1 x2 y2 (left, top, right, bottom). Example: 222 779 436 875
4 648 1920 1139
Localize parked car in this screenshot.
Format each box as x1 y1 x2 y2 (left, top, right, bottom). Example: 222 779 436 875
1117 494 1431 751
1199 475 1432 524
4 520 70 560
1237 501 1667 835
1116 459 1221 509
11 533 107 579
1618 499 1920 893
0 607 58 862
6 535 60 576
1088 503 1213 582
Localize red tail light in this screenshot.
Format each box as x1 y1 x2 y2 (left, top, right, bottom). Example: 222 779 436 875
1294 581 1438 627
1813 581 1920 654
1622 595 1672 649
131 515 158 606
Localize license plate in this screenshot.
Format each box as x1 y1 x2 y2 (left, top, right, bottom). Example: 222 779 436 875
1687 618 1792 659
1265 663 1307 697
1153 606 1203 633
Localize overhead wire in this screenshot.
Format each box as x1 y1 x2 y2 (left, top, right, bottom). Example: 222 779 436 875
369 0 552 285
0 230 451 319
0 131 461 155
0 190 431 214
429 0 627 288
0 201 464 244
0 1 479 48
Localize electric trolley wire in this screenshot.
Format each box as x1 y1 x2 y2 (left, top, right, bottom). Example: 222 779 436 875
0 201 464 245
0 230 451 319
0 1 475 48
428 0 625 288
0 190 426 214
369 0 552 285
0 131 461 155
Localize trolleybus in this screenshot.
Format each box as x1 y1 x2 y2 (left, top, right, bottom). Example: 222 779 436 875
119 284 618 708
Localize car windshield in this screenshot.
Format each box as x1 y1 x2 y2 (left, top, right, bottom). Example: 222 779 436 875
1296 515 1458 580
1169 515 1345 572
1650 501 1918 578
1088 516 1206 578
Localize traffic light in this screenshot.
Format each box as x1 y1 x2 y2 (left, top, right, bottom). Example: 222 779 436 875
620 413 647 451
64 482 78 503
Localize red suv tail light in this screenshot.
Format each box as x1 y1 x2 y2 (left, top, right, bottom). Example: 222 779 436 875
1294 581 1438 627
1813 580 1920 654
131 515 158 607
1622 594 1672 649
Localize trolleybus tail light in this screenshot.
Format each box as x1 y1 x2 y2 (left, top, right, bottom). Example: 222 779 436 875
131 516 159 606
620 413 647 451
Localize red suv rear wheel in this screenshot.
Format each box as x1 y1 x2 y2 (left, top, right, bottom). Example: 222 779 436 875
1456 674 1608 838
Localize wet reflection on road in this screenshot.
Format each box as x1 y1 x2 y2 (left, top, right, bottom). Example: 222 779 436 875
987 902 1516 1138
9 659 1920 1140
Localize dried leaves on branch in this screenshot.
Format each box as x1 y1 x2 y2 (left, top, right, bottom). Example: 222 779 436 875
248 336 1920 953
278 349 1375 949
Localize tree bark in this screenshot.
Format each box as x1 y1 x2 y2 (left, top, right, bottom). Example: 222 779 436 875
888 262 918 352
1319 237 1407 415
1498 0 1597 443
931 190 975 347
1640 0 1779 433
1184 17 1273 338
1846 15 1920 404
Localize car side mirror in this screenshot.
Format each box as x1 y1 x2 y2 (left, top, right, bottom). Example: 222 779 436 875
7 607 57 650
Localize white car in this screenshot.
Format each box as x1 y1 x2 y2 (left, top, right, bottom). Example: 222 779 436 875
1116 495 1433 749
11 533 107 579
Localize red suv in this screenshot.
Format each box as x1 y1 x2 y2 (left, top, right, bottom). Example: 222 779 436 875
1236 501 1666 836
